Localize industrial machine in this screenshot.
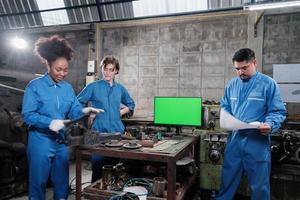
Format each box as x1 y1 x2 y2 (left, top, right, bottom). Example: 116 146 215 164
196 127 251 198
270 129 300 200
197 103 225 195
0 109 28 199
271 63 300 200
195 102 300 199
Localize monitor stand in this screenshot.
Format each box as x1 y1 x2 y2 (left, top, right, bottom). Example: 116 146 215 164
174 126 184 139
175 126 182 135
165 126 184 139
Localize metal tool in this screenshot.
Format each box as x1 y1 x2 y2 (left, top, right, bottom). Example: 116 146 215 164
63 114 89 126
56 114 90 145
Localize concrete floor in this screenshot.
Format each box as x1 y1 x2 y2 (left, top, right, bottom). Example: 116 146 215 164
10 161 92 200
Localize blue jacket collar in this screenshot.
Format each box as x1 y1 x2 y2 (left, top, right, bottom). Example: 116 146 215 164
101 79 116 87
248 71 259 83
44 73 65 87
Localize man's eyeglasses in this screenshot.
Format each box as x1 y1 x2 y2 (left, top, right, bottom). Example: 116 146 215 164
234 64 250 71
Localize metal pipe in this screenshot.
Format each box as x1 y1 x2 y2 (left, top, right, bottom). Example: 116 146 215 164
0 83 24 93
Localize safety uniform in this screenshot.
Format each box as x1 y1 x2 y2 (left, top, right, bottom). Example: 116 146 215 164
216 72 286 200
22 73 83 200
77 79 135 182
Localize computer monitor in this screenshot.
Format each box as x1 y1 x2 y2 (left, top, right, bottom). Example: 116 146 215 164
154 96 202 130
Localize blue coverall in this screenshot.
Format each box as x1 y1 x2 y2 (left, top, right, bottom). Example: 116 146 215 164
22 73 84 200
77 79 135 182
216 72 286 200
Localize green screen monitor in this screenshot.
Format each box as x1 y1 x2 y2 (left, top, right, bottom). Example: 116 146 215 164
154 96 202 127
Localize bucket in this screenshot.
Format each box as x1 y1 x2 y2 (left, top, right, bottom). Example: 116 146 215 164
123 186 148 200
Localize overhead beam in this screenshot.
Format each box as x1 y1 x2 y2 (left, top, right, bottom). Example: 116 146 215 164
0 0 137 17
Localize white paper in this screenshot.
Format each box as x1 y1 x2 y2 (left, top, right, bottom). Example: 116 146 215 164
220 108 260 131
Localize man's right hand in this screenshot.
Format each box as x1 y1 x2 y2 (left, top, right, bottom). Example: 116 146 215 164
259 123 271 135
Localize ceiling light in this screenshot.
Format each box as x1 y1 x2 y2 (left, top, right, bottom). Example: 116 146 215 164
10 37 28 49
244 1 300 11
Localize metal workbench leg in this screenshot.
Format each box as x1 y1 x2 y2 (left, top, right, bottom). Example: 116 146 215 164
167 159 176 200
76 148 82 200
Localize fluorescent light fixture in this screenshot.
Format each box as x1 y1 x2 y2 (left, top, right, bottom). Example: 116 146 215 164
244 1 300 11
133 0 207 17
10 37 28 49
36 0 69 25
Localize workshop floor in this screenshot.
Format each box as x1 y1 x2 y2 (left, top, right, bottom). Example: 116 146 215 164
10 161 92 200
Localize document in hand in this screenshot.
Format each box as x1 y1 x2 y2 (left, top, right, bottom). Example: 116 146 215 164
220 108 260 131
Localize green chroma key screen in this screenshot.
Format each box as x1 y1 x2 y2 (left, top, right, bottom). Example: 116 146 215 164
154 96 202 126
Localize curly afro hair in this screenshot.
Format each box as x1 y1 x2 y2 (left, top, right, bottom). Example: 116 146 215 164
34 35 74 66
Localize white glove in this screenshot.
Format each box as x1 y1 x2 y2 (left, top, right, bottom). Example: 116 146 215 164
82 107 105 114
49 119 69 133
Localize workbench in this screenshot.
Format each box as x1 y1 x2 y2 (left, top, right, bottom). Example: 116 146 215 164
75 136 199 200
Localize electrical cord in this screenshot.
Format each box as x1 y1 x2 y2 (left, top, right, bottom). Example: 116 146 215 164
109 192 142 200
124 178 153 191
68 175 91 195
109 192 140 200
108 178 152 200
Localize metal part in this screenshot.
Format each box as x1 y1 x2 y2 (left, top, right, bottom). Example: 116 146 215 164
209 148 221 162
64 114 88 126
55 138 68 145
83 131 122 145
295 147 300 163
203 104 221 130
0 83 24 93
279 130 300 164
271 144 280 153
204 133 227 164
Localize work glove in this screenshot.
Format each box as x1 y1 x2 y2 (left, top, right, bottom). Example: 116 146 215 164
82 107 105 114
49 119 70 133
